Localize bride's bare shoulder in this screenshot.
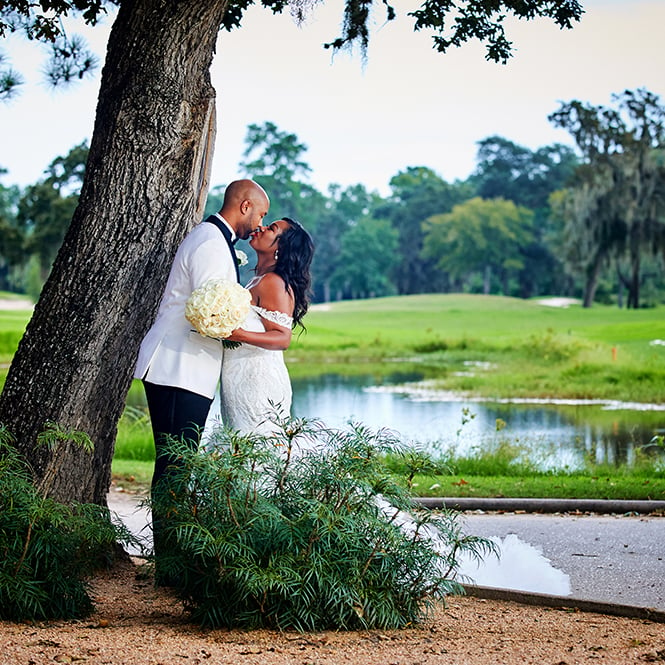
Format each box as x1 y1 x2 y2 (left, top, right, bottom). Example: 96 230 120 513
254 272 293 312
255 272 287 292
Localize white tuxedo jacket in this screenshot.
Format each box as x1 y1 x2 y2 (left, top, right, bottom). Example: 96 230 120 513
134 218 237 399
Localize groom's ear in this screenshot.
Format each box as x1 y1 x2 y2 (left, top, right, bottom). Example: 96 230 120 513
240 200 251 215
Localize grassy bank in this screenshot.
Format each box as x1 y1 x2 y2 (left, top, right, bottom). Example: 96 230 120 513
111 459 665 501
413 474 665 500
0 306 31 367
290 294 665 404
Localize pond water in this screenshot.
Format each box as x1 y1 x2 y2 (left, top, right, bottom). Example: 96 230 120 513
289 373 665 470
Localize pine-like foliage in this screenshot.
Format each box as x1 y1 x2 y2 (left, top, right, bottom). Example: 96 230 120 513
0 427 139 620
151 419 495 630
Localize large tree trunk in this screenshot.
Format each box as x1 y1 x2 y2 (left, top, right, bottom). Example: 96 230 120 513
627 204 643 309
582 250 605 308
627 251 641 309
0 0 229 505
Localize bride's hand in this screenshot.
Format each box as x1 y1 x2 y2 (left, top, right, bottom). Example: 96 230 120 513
225 328 248 343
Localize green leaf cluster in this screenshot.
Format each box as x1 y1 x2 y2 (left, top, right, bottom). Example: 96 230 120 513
0 426 139 620
151 419 495 631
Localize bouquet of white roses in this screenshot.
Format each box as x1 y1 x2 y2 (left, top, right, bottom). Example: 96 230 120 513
185 278 251 339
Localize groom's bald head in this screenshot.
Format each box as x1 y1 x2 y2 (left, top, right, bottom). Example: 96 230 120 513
219 179 270 240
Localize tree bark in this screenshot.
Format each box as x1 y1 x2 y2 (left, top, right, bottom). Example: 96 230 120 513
0 0 229 505
616 266 624 308
582 250 605 308
627 242 641 309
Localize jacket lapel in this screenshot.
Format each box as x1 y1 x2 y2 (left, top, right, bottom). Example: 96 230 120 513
204 215 239 281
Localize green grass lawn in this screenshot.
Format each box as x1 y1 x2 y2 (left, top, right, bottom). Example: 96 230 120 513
295 294 665 349
110 461 665 501
289 294 665 403
412 474 665 500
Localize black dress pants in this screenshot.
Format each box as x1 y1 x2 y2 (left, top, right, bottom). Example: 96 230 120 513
143 381 213 575
143 380 213 489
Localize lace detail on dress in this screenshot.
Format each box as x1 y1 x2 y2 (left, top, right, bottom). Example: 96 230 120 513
252 305 292 329
219 304 292 435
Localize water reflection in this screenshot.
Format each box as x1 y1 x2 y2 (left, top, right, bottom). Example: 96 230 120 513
457 534 571 595
291 374 665 470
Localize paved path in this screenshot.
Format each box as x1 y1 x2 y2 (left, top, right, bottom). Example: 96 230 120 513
461 511 665 611
108 490 665 612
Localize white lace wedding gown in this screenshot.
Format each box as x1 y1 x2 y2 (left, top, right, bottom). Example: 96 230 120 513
219 283 293 435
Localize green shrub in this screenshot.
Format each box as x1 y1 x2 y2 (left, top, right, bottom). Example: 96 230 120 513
151 419 494 631
412 338 449 353
521 331 584 362
0 427 139 620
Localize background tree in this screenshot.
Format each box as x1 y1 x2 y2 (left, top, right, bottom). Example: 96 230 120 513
332 217 398 299
423 197 534 295
17 142 88 284
549 88 665 307
470 136 578 297
0 168 23 292
312 182 382 302
239 121 318 219
472 136 577 210
0 0 584 505
548 177 617 306
375 166 472 295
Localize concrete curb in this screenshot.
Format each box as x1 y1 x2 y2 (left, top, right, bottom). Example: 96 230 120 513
462 584 665 623
415 497 665 514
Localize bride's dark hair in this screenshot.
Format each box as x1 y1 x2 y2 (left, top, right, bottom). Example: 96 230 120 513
274 217 314 329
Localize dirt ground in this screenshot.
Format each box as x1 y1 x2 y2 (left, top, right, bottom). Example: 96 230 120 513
2 557 665 665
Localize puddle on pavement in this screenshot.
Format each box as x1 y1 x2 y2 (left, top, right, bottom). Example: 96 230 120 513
457 533 571 596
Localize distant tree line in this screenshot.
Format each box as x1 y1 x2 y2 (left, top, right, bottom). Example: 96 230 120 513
2 89 664 308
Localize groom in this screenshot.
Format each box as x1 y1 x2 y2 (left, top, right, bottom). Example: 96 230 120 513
134 179 269 579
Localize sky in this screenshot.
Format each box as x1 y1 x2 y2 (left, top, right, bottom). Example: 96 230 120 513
1 0 664 196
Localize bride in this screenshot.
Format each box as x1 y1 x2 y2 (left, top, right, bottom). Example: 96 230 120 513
219 216 314 434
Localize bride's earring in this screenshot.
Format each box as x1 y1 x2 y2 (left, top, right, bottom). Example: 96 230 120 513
274 249 279 260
